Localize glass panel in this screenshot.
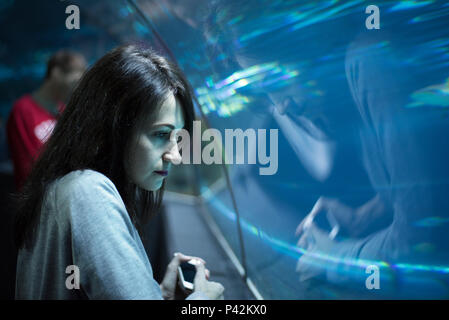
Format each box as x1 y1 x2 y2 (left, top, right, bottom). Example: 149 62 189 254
136 0 449 299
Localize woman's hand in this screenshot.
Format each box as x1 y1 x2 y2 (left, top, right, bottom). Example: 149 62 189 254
193 262 225 300
160 252 210 300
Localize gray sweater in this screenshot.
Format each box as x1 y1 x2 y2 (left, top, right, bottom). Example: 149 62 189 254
15 169 205 300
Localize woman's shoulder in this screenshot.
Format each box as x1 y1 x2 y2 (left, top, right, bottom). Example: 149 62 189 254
56 169 112 185
47 169 130 226
50 169 122 206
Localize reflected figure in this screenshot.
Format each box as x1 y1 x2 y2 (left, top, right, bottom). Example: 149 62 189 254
270 92 336 182
223 53 338 184
203 0 449 298
204 0 350 185
203 0 370 299
295 30 449 298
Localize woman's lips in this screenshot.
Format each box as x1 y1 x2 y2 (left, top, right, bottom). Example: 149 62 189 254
154 170 168 177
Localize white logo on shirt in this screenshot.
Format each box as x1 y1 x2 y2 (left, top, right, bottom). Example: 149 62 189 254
34 119 56 143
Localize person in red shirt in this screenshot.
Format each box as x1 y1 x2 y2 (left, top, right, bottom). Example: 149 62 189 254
7 50 87 190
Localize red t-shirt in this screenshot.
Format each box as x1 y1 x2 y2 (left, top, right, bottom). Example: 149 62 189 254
7 94 64 190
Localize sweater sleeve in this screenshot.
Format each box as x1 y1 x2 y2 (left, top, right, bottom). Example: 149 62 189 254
55 170 164 300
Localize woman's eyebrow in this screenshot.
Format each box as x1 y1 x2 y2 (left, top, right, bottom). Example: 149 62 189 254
151 122 185 130
151 123 175 130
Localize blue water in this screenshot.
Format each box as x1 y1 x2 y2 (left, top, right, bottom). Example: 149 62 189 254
2 0 449 299
142 0 449 299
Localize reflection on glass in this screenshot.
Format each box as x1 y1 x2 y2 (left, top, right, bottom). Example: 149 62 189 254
133 0 449 298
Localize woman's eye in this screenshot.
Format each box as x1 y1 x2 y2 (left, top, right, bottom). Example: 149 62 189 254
154 131 170 138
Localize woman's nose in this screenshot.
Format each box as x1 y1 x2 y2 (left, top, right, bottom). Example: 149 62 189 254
163 141 182 165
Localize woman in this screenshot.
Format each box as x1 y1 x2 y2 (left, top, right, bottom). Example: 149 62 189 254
14 45 224 300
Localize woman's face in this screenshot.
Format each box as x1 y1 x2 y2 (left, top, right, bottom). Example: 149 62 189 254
125 93 185 191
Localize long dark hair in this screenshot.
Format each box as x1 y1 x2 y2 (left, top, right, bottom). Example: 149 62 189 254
14 44 195 249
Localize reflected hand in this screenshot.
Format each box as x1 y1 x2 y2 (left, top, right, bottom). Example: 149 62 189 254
296 196 358 238
295 198 343 282
295 221 336 282
297 195 387 238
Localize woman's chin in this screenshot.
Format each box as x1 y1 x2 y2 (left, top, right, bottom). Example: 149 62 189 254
143 180 163 192
130 173 164 191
